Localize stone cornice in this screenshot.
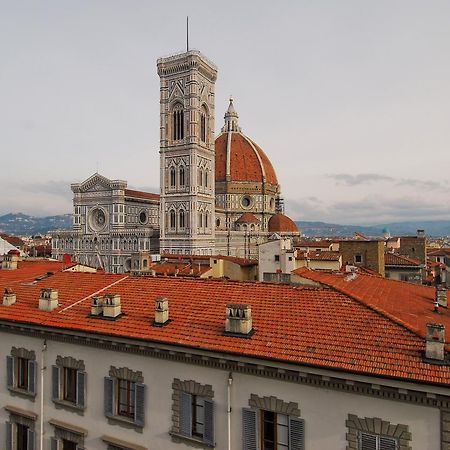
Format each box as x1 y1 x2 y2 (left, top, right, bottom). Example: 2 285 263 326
0 320 449 409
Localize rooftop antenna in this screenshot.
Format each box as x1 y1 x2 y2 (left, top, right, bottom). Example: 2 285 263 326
186 16 189 52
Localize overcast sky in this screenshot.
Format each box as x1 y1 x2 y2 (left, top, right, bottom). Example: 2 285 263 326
1 1 449 224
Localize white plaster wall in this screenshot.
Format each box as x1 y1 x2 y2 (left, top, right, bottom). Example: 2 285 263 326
0 330 442 450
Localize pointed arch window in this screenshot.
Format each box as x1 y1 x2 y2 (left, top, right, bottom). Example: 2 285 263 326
170 167 176 188
204 171 208 188
179 210 185 229
200 106 207 143
205 212 209 228
179 166 185 187
173 104 184 141
198 212 203 228
198 169 203 187
170 210 176 229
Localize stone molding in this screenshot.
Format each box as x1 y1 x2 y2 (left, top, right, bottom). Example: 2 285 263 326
109 366 143 383
50 419 87 444
11 347 36 360
346 414 411 450
171 379 214 435
248 394 300 416
56 355 85 371
5 405 37 428
442 410 450 449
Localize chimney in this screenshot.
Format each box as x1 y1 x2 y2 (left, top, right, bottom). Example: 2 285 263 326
103 294 121 318
3 288 16 306
91 295 104 316
417 229 425 237
425 323 445 361
436 285 448 308
225 304 253 335
154 296 169 326
39 288 59 311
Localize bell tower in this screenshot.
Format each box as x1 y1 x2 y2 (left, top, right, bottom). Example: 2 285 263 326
157 50 217 255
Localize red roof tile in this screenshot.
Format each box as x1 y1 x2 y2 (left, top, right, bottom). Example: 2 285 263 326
385 253 422 267
296 251 341 261
268 214 298 233
236 212 260 224
124 189 160 200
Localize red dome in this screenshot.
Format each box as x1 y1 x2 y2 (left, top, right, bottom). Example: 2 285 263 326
268 214 299 233
215 132 278 185
235 212 260 224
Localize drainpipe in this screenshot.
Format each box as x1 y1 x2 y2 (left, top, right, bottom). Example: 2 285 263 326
40 340 47 450
227 372 233 450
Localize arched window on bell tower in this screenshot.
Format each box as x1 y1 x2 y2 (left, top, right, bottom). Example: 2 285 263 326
179 210 185 229
172 103 184 141
170 210 176 229
200 105 208 143
179 166 185 187
170 167 176 188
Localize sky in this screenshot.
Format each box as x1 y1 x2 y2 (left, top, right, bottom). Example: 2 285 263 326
1 0 449 225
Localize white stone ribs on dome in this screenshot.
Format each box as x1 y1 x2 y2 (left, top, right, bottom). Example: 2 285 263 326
243 134 267 182
226 130 233 179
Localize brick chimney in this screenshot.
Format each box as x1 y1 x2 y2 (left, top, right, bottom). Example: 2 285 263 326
39 288 59 311
3 288 16 306
225 304 253 335
91 295 104 316
154 296 169 326
436 285 448 308
425 323 445 361
103 294 121 318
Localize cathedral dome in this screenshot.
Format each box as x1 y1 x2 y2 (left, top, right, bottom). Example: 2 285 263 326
268 214 299 233
215 98 278 185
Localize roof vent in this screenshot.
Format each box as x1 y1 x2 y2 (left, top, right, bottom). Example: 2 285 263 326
3 288 16 306
436 285 447 308
39 288 59 311
91 295 104 316
225 304 253 336
153 296 169 326
103 294 121 318
425 323 445 361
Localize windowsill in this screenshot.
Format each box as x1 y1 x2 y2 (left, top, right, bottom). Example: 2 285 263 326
169 432 214 449
105 413 143 432
8 387 36 400
53 398 85 413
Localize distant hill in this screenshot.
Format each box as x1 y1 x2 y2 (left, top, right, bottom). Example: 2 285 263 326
297 220 450 237
0 213 72 236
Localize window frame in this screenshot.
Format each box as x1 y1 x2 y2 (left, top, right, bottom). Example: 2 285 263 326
359 431 398 450
5 406 37 450
6 348 37 398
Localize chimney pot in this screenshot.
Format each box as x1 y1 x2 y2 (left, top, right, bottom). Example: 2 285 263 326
436 285 448 308
91 295 104 316
39 288 59 311
426 323 445 361
103 294 121 318
3 288 16 306
225 304 253 335
154 296 169 325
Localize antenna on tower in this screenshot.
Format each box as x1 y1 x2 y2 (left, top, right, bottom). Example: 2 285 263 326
186 16 189 52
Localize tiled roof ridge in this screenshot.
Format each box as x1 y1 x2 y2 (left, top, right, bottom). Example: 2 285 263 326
385 253 422 266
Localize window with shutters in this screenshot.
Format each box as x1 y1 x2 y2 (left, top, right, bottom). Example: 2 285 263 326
104 366 145 428
6 347 37 398
52 356 86 412
243 395 304 450
49 419 86 450
360 432 398 450
171 378 214 447
5 406 36 450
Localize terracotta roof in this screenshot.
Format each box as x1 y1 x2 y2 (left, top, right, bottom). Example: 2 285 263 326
295 240 332 249
215 132 278 184
0 234 25 248
0 260 65 284
385 253 422 267
292 267 450 349
428 248 450 257
212 255 258 267
147 262 211 277
235 212 260 224
124 189 160 200
297 251 341 261
268 214 299 233
161 253 257 267
0 271 449 385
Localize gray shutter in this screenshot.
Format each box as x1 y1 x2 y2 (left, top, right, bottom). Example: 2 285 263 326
203 399 214 446
52 365 60 401
360 433 377 450
179 392 192 437
7 355 14 388
289 417 305 450
28 360 37 395
134 382 145 427
76 371 86 408
50 437 59 450
6 422 13 450
27 429 35 450
380 436 397 450
104 377 114 417
242 408 257 450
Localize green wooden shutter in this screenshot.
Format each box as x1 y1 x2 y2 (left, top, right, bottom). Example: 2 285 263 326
179 392 192 437
27 429 35 450
134 382 145 427
104 377 114 417
76 371 86 408
50 437 59 450
288 417 305 450
242 408 257 450
203 399 214 446
51 365 60 401
28 360 37 395
6 355 14 388
6 422 13 450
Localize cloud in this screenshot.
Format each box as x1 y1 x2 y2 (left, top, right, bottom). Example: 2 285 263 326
327 173 449 192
